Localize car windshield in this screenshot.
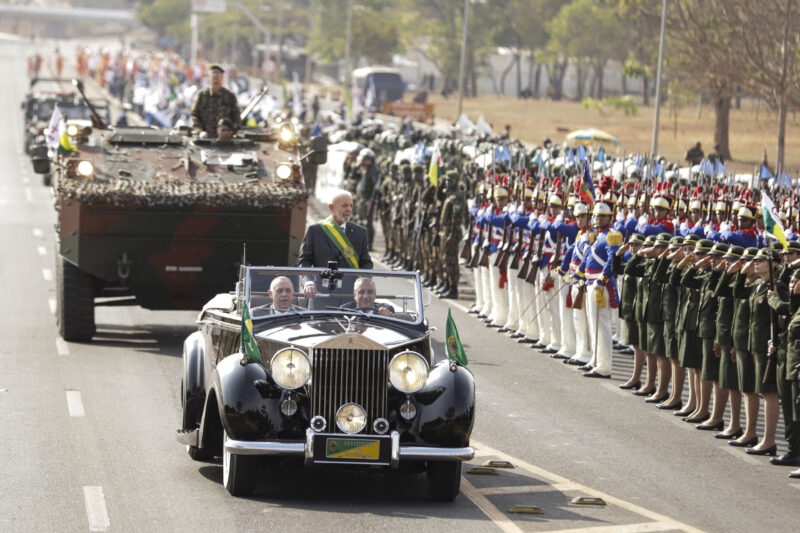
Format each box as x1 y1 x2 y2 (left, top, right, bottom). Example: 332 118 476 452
245 267 421 324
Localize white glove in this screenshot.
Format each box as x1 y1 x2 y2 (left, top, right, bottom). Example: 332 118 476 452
626 211 635 221
704 224 713 236
467 198 476 209
616 210 625 222
679 221 689 233
555 212 564 223
672 217 680 228
719 221 732 234
538 214 547 225
638 214 649 226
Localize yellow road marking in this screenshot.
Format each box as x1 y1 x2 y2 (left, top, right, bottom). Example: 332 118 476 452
469 439 705 533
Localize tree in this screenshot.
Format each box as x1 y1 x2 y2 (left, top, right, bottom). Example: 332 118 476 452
313 0 401 67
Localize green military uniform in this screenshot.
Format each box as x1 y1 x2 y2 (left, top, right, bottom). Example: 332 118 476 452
655 236 684 359
438 171 466 297
674 255 702 370
748 249 779 395
191 86 240 137
713 245 742 391
731 248 759 393
643 234 671 356
696 240 724 382
612 234 646 347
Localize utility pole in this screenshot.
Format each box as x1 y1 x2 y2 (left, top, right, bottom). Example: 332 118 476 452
344 0 354 86
457 0 470 118
650 0 668 170
304 0 315 84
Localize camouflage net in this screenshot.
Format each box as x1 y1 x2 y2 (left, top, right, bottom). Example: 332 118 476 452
56 177 308 209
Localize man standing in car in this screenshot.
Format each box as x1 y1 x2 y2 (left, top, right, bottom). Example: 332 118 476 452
191 63 240 138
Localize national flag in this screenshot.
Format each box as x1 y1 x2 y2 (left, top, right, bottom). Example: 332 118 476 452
428 142 441 186
445 309 469 369
58 124 77 155
760 191 789 249
45 103 64 149
596 145 605 163
240 300 263 365
759 164 773 180
578 160 596 205
577 144 586 162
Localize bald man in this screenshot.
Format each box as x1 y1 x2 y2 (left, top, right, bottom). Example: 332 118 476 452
254 276 304 314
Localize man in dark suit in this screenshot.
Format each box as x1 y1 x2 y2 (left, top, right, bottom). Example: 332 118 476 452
299 190 373 301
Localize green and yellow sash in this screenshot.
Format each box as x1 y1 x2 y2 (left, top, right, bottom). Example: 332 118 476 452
319 216 359 268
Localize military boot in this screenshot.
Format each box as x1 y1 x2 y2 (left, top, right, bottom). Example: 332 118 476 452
770 440 800 467
441 286 458 299
435 282 450 296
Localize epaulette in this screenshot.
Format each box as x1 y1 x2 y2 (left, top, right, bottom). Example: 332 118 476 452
606 228 623 247
586 231 596 244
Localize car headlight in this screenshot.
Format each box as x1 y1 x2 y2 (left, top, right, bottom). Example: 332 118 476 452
270 347 311 389
76 160 94 178
278 126 295 144
389 351 428 393
336 403 367 434
66 124 79 137
276 164 292 180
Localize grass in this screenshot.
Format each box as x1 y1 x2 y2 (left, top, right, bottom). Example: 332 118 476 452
426 92 800 172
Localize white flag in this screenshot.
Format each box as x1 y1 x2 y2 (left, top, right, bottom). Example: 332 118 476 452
45 103 64 149
476 114 493 135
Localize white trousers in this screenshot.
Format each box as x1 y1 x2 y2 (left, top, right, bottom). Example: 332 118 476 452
545 274 562 351
521 276 539 339
487 255 508 326
480 265 493 316
504 267 521 331
571 294 591 363
586 283 613 375
473 267 484 311
556 278 576 357
535 269 554 347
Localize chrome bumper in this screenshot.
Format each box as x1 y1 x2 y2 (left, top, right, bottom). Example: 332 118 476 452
224 429 474 468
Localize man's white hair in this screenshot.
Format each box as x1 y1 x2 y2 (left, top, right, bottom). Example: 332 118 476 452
329 189 353 205
270 275 293 293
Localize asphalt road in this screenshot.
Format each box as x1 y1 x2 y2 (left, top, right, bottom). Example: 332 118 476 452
1 35 798 533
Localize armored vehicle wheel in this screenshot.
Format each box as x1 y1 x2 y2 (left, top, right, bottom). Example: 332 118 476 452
222 430 257 496
427 461 462 501
56 257 96 341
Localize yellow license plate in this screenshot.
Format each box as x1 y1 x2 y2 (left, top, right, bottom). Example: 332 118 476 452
325 438 380 460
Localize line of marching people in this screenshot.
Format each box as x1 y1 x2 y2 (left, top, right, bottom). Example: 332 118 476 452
466 173 800 479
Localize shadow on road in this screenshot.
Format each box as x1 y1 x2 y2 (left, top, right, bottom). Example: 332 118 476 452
88 323 195 357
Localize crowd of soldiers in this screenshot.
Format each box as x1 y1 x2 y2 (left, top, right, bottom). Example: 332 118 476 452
335 121 800 478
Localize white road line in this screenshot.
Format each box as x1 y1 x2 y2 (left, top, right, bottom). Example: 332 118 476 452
37 245 46 256
65 391 85 417
22 176 30 185
479 482 580 495
32 227 43 238
56 338 70 356
48 297 56 315
538 523 676 533
42 268 53 282
83 486 110 532
471 439 704 533
719 444 765 466
461 477 524 533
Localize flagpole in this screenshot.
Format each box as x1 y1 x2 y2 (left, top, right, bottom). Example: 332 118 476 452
650 0 668 159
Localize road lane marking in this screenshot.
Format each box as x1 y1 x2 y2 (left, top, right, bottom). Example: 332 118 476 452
37 245 47 256
42 268 53 281
48 297 56 315
66 391 85 417
24 187 32 202
83 486 110 532
538 523 676 533
470 439 704 533
32 227 43 238
461 477 523 533
22 176 30 185
56 338 69 356
479 482 580 495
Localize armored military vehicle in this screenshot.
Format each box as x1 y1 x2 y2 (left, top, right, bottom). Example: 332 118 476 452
33 80 327 342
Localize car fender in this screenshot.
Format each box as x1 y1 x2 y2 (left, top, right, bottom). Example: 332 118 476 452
208 354 275 440
408 360 476 447
181 331 205 429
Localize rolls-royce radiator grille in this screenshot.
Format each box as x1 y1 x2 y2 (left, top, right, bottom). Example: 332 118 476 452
311 348 388 433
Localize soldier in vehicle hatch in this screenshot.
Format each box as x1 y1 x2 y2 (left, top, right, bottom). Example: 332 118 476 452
191 64 240 138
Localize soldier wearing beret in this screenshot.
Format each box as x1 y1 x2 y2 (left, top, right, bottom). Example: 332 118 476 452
191 63 240 138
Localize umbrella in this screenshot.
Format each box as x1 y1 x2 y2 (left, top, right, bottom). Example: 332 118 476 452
566 128 620 147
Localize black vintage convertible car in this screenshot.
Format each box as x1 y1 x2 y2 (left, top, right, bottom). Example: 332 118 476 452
176 264 475 500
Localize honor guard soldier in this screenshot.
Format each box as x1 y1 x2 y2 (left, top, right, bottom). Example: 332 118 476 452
485 182 510 327
561 200 596 366
577 200 622 378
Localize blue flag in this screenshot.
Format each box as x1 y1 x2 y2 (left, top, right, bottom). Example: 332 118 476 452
532 150 542 166
634 154 642 167
415 141 426 163
567 149 575 165
311 122 321 137
577 144 587 162
760 164 773 180
777 171 792 187
714 159 725 175
653 161 662 180
596 146 605 163
501 144 511 163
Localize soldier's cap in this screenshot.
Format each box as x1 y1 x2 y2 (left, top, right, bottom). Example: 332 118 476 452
772 241 785 252
644 235 657 245
592 201 613 216
723 245 744 259
742 247 759 259
783 240 800 254
445 169 459 179
548 193 563 206
573 202 591 216
713 200 727 212
208 63 224 73
709 242 729 256
754 248 781 262
737 205 756 219
651 196 670 210
684 233 701 245
626 195 637 207
694 239 714 254
629 233 646 245
689 199 702 211
655 232 672 246
668 235 685 249
493 187 509 199
678 198 688 211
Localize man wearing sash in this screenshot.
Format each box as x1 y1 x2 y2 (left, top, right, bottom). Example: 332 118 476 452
299 190 373 301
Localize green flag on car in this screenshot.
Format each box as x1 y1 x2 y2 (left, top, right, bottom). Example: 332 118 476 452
241 301 262 365
445 309 468 368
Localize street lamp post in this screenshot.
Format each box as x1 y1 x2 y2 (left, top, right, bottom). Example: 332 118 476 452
650 0 668 176
456 0 469 118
